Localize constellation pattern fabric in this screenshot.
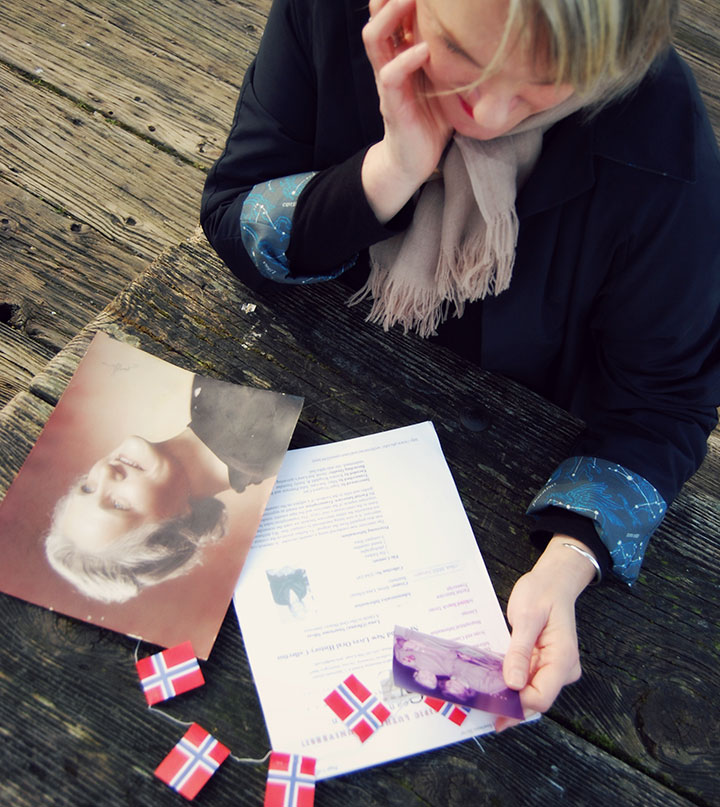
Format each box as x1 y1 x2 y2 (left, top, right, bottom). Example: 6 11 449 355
241 172 355 283
527 456 667 584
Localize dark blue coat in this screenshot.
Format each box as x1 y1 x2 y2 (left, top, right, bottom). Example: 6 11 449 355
202 0 720 580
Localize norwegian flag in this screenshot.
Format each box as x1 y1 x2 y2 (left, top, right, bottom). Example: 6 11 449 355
155 723 230 800
264 752 316 807
136 640 205 705
324 674 391 742
424 695 471 726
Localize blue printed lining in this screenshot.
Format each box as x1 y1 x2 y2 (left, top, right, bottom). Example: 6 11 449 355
527 456 667 585
240 172 356 283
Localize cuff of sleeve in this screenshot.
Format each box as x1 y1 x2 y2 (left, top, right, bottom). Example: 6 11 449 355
529 507 612 582
526 456 667 585
240 172 356 284
287 146 415 277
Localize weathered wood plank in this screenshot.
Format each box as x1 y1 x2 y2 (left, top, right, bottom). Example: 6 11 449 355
0 320 56 409
0 178 148 405
0 57 204 403
0 390 53 495
95 0 272 79
684 432 720 501
675 0 720 135
0 0 267 166
10 233 718 804
0 63 204 261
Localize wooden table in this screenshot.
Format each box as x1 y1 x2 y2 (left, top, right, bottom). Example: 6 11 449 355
1 233 718 807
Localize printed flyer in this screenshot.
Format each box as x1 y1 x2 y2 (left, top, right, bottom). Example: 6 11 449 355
234 422 531 778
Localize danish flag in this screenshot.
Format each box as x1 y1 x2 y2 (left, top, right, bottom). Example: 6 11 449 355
135 640 205 705
324 674 391 742
424 695 471 726
264 752 316 807
154 723 230 800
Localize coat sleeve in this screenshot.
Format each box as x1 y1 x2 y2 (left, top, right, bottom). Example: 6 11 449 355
200 0 319 286
201 0 403 286
579 162 720 506
530 146 720 584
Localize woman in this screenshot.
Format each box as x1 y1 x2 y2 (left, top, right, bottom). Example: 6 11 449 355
201 0 720 730
46 375 303 603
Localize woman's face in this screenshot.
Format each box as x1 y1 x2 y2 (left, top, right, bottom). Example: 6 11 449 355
414 0 574 140
59 436 192 552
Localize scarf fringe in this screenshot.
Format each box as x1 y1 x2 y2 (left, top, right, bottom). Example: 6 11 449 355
348 262 448 338
449 208 518 299
351 208 519 337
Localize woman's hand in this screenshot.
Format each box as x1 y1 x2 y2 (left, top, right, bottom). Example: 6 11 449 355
361 0 453 223
495 535 598 732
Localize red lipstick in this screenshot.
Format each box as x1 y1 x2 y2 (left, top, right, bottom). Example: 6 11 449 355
459 97 474 118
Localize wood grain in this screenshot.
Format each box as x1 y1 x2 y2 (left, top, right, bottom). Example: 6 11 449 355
0 55 205 402
0 178 150 404
676 0 720 134
0 64 204 258
0 390 53 492
0 0 267 166
0 323 55 409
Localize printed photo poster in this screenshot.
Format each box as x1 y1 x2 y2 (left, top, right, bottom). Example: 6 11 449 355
0 333 302 658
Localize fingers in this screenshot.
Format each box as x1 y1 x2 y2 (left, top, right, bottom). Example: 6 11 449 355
496 570 585 735
520 653 582 714
364 0 430 132
368 0 415 29
363 0 418 73
376 41 429 96
504 597 581 710
494 715 522 733
503 608 546 690
495 651 581 734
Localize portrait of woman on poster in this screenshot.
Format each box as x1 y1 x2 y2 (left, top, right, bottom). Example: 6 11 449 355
201 0 720 730
46 375 303 604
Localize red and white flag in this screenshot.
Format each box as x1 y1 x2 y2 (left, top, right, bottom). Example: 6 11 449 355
424 695 471 726
324 674 391 742
264 752 316 807
136 640 205 705
155 723 230 800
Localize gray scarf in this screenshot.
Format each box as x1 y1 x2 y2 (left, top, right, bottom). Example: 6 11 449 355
350 95 587 337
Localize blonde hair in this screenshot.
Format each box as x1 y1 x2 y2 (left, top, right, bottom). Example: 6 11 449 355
486 0 679 105
46 492 227 603
524 1 674 96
